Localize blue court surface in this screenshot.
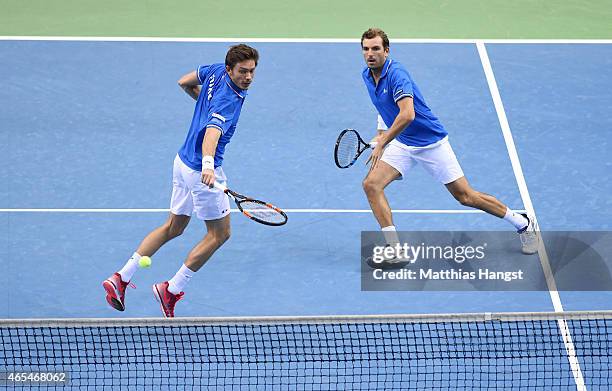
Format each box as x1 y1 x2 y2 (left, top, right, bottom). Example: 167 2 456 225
1 40 611 320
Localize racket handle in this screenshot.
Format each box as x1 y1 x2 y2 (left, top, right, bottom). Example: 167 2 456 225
213 181 228 191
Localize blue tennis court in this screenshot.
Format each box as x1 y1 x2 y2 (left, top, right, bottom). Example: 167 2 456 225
2 40 611 318
1 39 611 389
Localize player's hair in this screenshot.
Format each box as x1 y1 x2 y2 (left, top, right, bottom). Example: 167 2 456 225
361 28 390 49
225 44 259 69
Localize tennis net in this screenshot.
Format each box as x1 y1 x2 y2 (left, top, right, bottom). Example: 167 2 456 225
1 311 611 390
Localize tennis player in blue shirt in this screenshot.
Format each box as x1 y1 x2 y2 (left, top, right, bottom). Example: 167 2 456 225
103 44 259 317
359 28 538 267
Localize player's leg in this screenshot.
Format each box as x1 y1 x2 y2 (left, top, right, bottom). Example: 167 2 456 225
153 165 232 317
102 213 190 312
362 141 415 269
147 154 198 257
446 177 508 217
135 213 191 257
153 215 230 318
183 215 231 273
414 138 527 224
445 176 538 253
103 155 192 311
416 139 537 254
362 161 401 229
363 140 416 231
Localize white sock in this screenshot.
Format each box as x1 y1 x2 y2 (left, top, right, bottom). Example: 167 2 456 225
118 252 141 282
503 208 529 230
168 264 195 294
382 226 400 246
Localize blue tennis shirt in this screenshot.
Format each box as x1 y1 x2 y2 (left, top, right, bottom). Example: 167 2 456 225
362 58 447 147
178 63 247 170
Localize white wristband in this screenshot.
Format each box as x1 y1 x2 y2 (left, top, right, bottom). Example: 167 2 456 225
202 155 214 171
377 114 388 130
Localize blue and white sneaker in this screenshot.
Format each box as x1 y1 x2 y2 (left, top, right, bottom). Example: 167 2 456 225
518 213 539 255
365 245 410 269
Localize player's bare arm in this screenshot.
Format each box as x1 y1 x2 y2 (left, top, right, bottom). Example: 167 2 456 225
201 127 221 187
178 71 202 101
367 97 415 171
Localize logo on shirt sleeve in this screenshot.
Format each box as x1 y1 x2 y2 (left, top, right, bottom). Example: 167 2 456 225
212 113 226 122
207 74 216 101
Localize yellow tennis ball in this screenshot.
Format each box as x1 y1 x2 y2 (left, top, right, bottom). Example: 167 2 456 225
138 256 152 268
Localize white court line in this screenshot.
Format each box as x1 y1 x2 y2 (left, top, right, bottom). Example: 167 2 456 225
0 208 518 214
0 36 611 44
476 41 586 391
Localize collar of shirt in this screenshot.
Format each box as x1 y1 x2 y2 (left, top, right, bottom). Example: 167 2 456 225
223 73 247 99
364 58 393 85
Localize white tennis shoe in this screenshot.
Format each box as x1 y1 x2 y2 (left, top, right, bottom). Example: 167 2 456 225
365 245 410 269
518 214 540 255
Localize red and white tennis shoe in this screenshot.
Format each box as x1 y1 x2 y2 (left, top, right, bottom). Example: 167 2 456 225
153 281 184 318
102 273 134 311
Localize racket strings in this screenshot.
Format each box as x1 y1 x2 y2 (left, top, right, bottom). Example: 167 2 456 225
239 200 286 225
336 131 360 167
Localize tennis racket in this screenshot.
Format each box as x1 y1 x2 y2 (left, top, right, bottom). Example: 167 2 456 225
334 128 372 169
214 182 288 226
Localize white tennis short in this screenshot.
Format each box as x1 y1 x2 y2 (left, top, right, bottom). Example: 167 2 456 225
380 137 464 184
170 155 230 221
